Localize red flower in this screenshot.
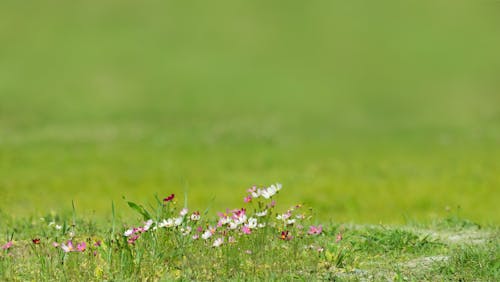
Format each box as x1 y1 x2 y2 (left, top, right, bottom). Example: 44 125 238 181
32 238 41 244
163 193 175 202
280 231 292 241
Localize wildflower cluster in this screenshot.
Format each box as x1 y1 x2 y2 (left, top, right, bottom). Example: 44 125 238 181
121 183 323 249
1 183 326 269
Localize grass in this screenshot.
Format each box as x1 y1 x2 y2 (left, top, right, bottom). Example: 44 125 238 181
1 187 498 281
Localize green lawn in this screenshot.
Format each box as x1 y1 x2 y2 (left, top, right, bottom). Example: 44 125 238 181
1 1 499 224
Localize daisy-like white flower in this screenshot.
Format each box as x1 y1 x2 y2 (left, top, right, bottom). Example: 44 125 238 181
257 223 266 228
174 217 183 226
228 221 238 229
255 210 268 217
181 226 192 236
277 210 292 221
286 219 296 225
143 219 154 231
260 183 282 199
179 208 189 217
247 217 258 229
202 226 216 240
61 241 74 253
212 237 224 247
124 228 134 237
260 189 274 199
55 225 62 230
251 190 260 198
158 218 174 228
190 211 201 221
295 214 305 220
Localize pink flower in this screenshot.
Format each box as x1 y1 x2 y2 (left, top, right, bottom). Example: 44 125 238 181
308 225 323 235
267 200 276 208
241 225 251 235
77 242 86 252
52 242 59 248
127 234 140 245
244 195 252 203
2 241 13 250
336 232 343 242
247 186 257 193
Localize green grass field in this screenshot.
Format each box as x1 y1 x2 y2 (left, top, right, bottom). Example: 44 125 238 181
1 2 500 280
1 1 499 225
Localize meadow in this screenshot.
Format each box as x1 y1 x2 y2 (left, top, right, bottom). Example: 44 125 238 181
1 0 499 280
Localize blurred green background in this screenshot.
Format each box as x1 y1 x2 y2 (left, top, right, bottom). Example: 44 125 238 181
1 1 499 224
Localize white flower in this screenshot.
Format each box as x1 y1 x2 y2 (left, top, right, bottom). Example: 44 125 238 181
61 243 72 253
180 208 189 217
202 230 213 240
275 183 282 191
228 221 238 229
190 213 201 221
233 214 247 225
181 226 192 236
255 210 268 217
158 218 174 228
287 219 296 225
247 217 258 229
251 190 260 198
258 223 266 228
55 224 62 230
174 217 183 226
124 229 134 237
213 237 224 247
260 189 274 199
143 219 154 231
